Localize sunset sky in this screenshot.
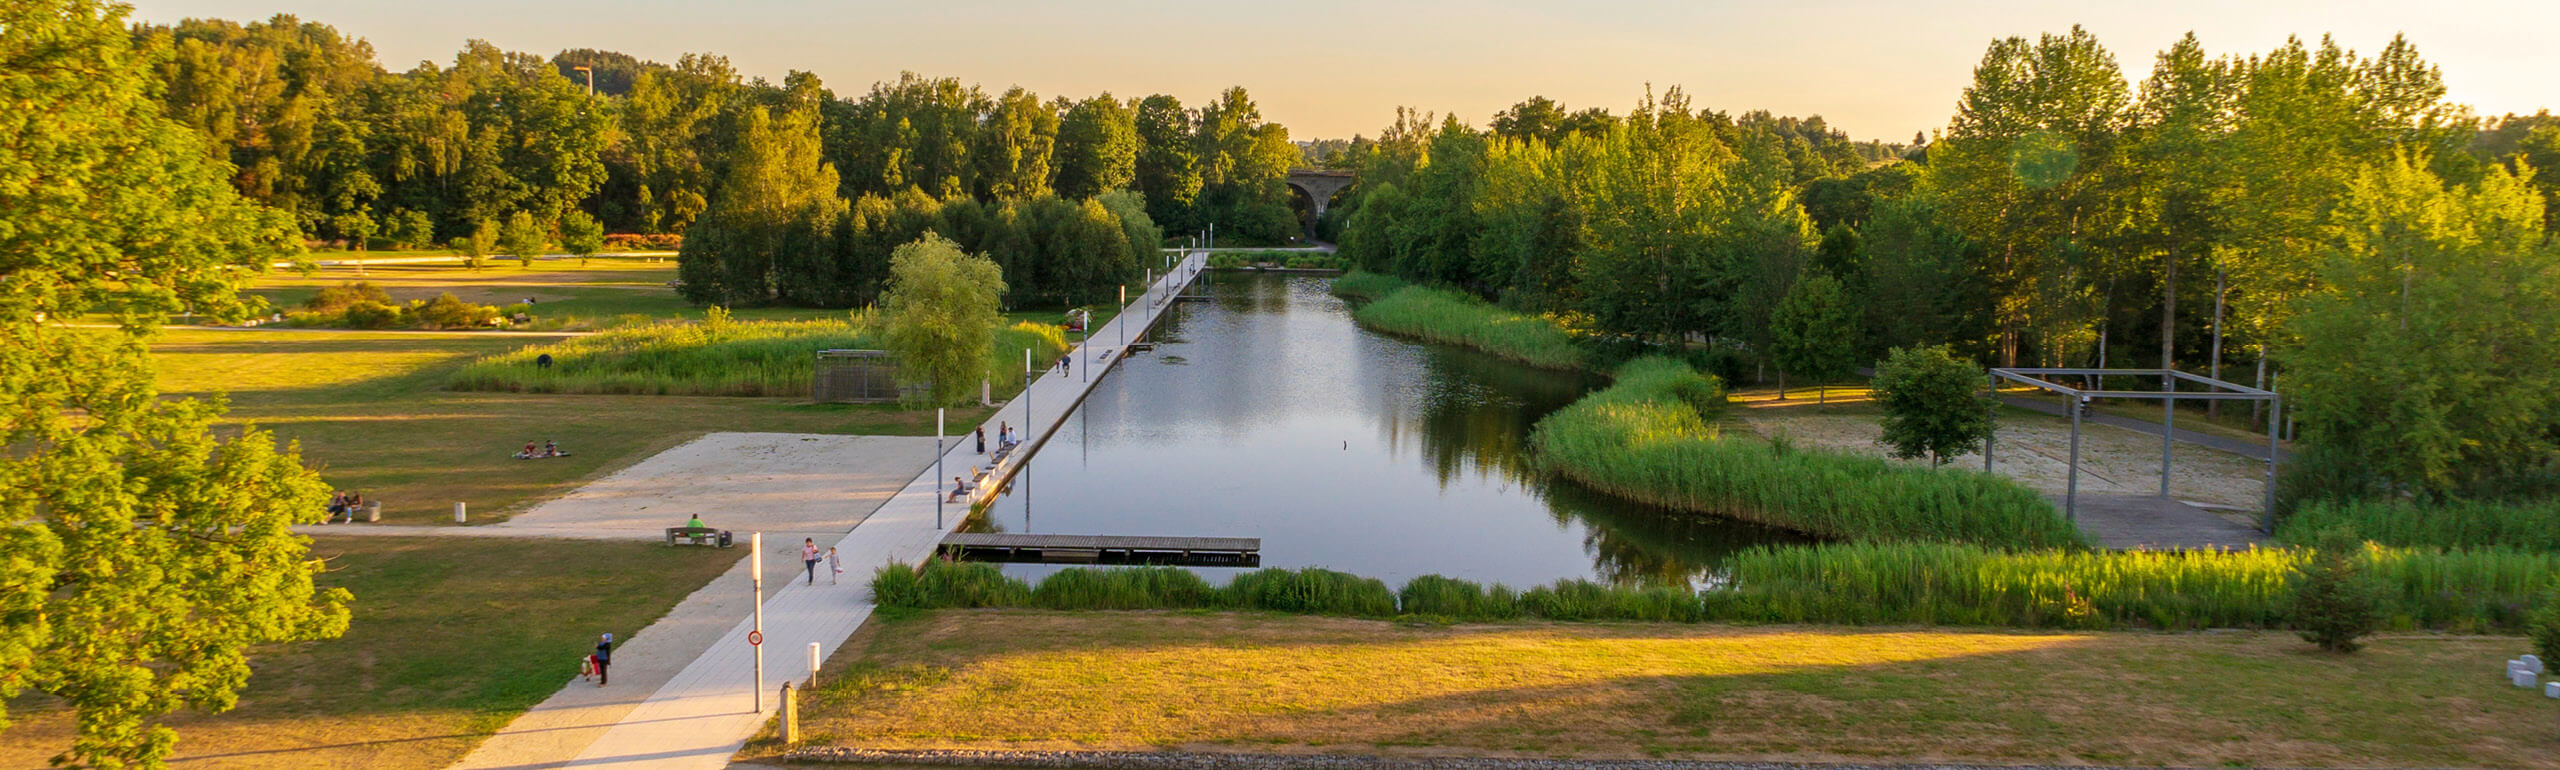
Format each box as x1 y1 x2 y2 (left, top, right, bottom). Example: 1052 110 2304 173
128 0 2560 142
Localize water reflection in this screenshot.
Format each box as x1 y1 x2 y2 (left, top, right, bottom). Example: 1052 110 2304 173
971 274 1805 588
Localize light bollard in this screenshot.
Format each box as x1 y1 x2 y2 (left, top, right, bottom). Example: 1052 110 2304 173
453 502 466 523
808 641 822 686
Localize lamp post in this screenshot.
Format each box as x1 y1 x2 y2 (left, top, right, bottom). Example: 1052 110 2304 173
1080 310 1089 384
934 408 945 530
1024 347 1034 450
572 65 594 97
749 532 763 713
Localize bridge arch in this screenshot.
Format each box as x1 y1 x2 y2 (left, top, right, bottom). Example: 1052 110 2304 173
1285 170 1355 219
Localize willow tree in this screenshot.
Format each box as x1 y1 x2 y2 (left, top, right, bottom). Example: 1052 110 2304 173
1 2 351 765
880 234 1007 405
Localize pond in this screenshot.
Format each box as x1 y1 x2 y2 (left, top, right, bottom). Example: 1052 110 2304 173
971 272 1805 589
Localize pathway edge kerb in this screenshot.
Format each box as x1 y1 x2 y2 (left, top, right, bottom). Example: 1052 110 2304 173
782 747 2262 770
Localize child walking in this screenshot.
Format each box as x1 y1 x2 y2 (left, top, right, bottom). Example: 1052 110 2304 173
827 547 842 585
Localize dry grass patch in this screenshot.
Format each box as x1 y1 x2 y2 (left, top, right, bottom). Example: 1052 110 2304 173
778 610 2549 767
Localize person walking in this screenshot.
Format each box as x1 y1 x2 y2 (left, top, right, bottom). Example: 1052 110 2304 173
827 547 842 585
801 538 820 585
974 426 986 454
593 633 613 687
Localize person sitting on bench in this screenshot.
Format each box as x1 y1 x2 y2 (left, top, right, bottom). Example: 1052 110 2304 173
686 514 704 529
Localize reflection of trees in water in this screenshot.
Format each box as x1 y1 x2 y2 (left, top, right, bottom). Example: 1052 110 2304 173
1540 480 1812 587
1389 336 1812 589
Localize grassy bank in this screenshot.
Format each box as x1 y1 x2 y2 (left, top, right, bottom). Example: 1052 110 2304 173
1329 273 1584 370
448 318 1068 398
148 328 980 523
872 548 2555 633
0 536 740 769
770 610 2549 768
2280 498 2560 552
1532 358 2083 549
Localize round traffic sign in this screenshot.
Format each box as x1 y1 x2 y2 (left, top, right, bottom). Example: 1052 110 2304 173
747 630 763 646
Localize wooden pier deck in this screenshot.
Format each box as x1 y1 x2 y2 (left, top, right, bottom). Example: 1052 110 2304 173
940 533 1260 566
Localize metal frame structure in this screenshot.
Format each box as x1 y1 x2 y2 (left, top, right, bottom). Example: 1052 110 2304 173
1985 368 2283 532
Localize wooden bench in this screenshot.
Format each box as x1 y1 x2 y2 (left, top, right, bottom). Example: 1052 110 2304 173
665 526 732 548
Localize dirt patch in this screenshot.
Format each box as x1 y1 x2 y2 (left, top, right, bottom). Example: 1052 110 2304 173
1736 406 2270 512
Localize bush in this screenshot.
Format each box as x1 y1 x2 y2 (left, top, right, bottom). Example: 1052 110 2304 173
2289 529 2383 652
603 232 684 251
1032 567 1222 610
339 300 405 329
2279 498 2560 552
2532 590 2560 665
1226 568 1397 616
870 560 1030 609
303 282 390 313
1397 575 1520 620
413 292 500 329
1532 357 2082 549
1346 284 1585 371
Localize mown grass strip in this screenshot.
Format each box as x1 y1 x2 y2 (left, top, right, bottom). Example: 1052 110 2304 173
1331 273 1584 371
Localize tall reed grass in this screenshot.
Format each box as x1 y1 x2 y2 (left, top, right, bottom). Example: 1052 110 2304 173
450 316 1068 398
1725 542 2558 632
1326 270 1408 301
2279 498 2560 552
868 545 2556 633
1531 357 2083 549
1341 283 1585 371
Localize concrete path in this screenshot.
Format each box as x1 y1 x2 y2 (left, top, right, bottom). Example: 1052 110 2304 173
462 252 1208 769
2064 493 2270 551
2001 395 2287 461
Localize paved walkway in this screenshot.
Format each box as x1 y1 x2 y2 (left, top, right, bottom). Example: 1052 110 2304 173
2000 395 2287 461
461 252 1208 769
2065 493 2270 551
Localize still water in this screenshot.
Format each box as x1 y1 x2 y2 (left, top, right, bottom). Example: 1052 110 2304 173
972 273 1805 588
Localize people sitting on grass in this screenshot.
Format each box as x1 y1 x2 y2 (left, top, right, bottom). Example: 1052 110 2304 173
514 440 572 459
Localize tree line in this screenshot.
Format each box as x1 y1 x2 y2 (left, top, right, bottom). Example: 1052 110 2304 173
1331 29 2560 504
132 14 1307 255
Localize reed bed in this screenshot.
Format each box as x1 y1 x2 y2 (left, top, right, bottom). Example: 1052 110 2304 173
448 317 1068 398
1326 270 1408 301
870 544 2557 633
1530 357 2083 549
1342 284 1585 370
2279 498 2560 552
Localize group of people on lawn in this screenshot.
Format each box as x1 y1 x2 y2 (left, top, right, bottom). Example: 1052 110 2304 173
323 490 368 523
513 439 570 459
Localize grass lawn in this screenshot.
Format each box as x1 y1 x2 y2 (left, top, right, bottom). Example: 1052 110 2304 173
767 610 2549 768
149 328 992 524
0 536 742 769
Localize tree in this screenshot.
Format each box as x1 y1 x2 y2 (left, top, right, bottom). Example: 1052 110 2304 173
1770 272 1860 401
1132 94 1201 232
559 209 605 263
879 234 1006 405
1053 93 1139 199
386 208 437 250
1872 345 1995 465
677 104 846 305
460 218 497 267
971 86 1057 200
500 210 548 266
0 2 351 765
2288 528 2381 653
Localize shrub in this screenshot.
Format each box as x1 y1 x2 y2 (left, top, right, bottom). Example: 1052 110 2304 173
1872 344 1995 465
603 232 684 251
2532 590 2560 665
2289 529 2383 652
339 300 404 329
303 282 390 313
1397 575 1520 620
413 292 501 329
1226 568 1396 616
1346 284 1584 370
2279 497 2560 552
1532 357 2081 549
1032 567 1222 610
869 562 925 608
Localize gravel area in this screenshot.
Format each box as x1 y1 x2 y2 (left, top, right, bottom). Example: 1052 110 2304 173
775 747 2226 770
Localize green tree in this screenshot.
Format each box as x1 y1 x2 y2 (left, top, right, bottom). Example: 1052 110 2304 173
1053 93 1139 199
1872 345 1995 465
460 218 497 267
558 209 605 263
385 207 437 250
1769 272 1860 401
880 234 1006 405
499 210 548 266
1133 94 1202 232
0 2 350 765
2288 529 2381 653
2282 155 2556 499
677 104 847 305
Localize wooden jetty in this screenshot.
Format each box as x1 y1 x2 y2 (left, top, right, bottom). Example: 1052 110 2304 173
939 533 1260 567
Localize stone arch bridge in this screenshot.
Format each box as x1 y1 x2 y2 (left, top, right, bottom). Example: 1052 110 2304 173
1285 169 1355 218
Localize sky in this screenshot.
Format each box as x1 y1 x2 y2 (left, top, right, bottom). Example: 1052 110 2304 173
126 0 2560 142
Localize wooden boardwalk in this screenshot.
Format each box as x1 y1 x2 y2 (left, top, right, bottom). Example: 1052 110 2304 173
940 533 1260 565
461 252 1208 769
